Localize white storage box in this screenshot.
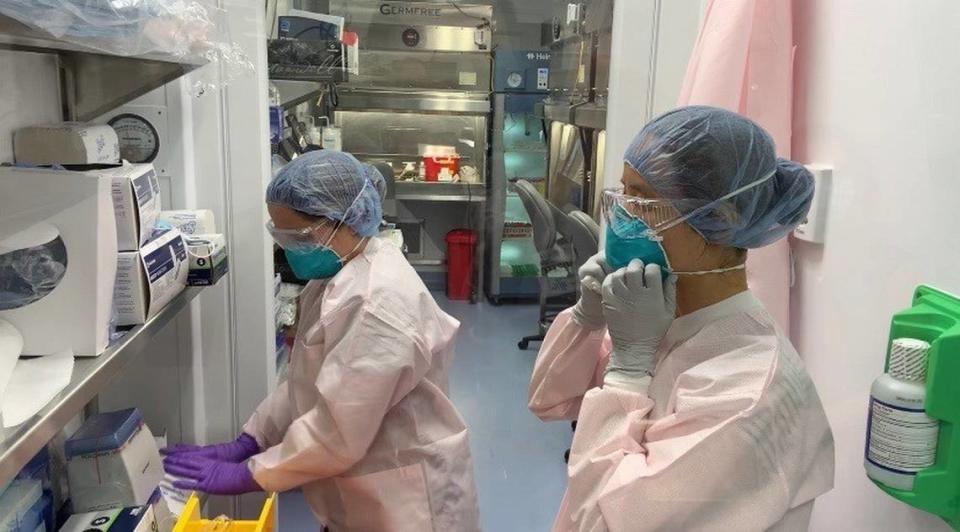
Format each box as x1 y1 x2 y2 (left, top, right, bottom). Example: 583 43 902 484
98 164 161 251
184 234 228 286
59 505 156 532
0 167 118 356
157 209 216 236
14 123 120 166
114 229 188 326
65 408 163 513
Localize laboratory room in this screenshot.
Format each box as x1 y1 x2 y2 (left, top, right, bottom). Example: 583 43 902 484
0 0 958 530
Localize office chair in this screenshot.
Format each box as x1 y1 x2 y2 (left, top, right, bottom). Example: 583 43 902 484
557 209 600 274
513 180 577 350
372 162 398 221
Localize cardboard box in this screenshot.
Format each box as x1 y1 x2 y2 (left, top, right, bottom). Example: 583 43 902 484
114 229 188 326
66 409 162 514
0 167 118 356
184 234 229 286
14 123 120 166
59 505 156 532
99 164 161 251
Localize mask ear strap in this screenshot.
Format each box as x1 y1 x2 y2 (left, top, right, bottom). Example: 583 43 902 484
343 236 369 263
672 263 746 276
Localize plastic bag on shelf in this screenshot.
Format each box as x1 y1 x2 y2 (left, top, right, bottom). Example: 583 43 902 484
0 0 253 93
0 227 68 312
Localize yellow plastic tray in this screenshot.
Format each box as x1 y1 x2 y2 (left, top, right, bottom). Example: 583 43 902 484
174 492 275 531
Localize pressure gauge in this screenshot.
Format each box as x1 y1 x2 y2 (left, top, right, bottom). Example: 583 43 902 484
108 113 160 163
506 72 524 89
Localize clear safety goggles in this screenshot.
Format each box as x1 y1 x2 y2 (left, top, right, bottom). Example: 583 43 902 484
601 187 685 237
265 220 337 251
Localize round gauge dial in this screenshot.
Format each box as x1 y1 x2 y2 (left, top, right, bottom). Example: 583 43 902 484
507 72 524 89
108 113 160 164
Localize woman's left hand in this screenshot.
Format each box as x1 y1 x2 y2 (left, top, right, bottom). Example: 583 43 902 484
601 259 677 386
164 455 263 496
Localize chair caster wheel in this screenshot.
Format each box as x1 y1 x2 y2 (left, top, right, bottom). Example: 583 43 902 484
518 340 529 350
564 449 570 463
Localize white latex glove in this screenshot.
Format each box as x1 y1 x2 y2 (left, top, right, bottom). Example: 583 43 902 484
570 253 611 330
602 259 677 390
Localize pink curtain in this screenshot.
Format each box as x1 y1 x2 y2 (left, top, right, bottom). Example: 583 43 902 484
677 0 796 334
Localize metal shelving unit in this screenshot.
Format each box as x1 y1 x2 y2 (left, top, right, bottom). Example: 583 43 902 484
394 182 486 203
0 287 205 487
0 13 214 486
0 14 204 121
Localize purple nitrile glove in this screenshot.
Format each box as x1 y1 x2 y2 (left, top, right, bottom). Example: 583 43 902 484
164 455 262 496
160 433 260 463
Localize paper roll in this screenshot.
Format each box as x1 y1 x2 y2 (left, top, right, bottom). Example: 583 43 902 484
1 351 74 428
0 320 23 415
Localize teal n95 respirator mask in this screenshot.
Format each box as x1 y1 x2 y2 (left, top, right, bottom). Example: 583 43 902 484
602 188 746 277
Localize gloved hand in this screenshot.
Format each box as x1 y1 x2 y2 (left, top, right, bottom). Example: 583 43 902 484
160 433 260 463
602 259 677 389
164 455 263 496
570 253 611 329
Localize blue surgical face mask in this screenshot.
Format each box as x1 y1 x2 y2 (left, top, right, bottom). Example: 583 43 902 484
285 246 344 280
605 205 671 274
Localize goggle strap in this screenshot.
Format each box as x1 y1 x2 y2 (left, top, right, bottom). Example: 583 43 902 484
324 180 373 247
641 169 776 233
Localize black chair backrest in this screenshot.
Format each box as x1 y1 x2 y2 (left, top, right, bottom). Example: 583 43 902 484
558 210 601 273
513 179 557 257
372 162 396 201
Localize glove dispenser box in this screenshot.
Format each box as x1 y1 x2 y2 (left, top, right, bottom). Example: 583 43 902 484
871 285 960 528
65 408 163 513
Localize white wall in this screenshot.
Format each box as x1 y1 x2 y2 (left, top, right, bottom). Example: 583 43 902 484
0 51 60 161
603 0 701 188
793 1 960 530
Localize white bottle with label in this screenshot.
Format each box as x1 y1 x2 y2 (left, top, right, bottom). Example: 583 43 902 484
315 117 342 152
865 338 940 490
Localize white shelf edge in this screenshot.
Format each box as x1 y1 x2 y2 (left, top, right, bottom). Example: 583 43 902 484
0 286 206 487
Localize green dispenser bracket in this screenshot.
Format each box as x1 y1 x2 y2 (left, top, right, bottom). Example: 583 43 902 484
875 285 960 529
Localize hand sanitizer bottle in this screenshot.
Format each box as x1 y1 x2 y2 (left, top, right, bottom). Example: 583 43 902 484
865 338 940 490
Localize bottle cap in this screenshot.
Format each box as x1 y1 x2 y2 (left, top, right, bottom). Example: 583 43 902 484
889 338 931 382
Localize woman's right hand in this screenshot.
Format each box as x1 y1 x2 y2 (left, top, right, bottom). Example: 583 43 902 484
160 432 260 463
570 253 611 330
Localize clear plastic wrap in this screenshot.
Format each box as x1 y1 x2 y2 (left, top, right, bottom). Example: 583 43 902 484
0 0 253 93
0 234 68 312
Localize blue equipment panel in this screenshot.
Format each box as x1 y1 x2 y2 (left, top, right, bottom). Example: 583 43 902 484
494 50 552 93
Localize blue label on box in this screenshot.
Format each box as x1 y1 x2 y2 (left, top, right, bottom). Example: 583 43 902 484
144 238 183 283
172 236 187 261
144 245 173 283
112 506 151 530
132 170 156 207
